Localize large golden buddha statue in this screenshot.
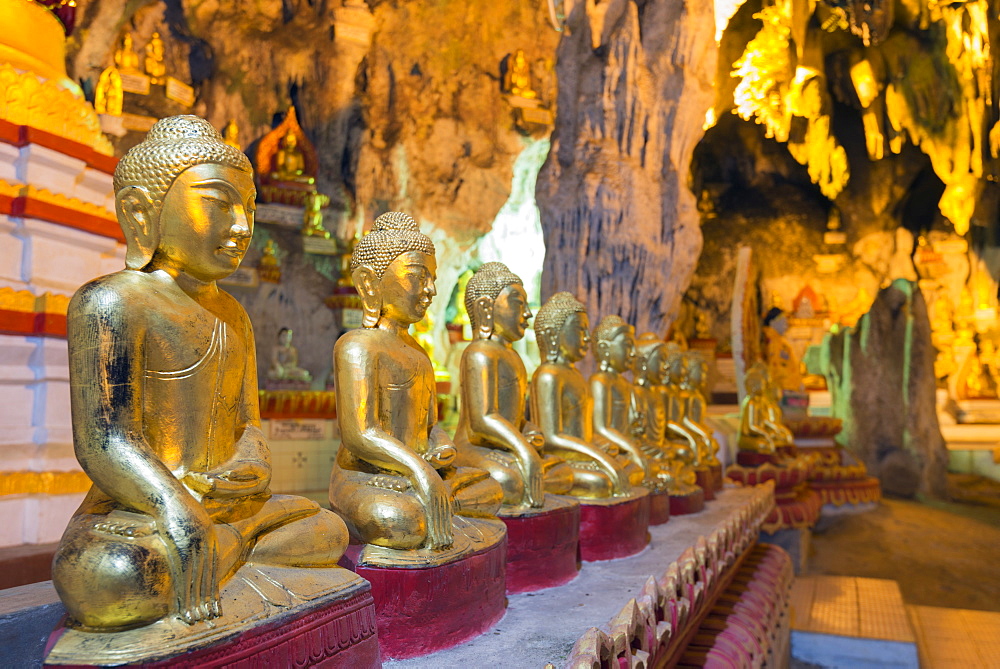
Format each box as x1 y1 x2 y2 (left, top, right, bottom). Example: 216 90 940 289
454 262 573 508
50 117 349 637
530 292 636 498
330 212 503 553
589 315 655 487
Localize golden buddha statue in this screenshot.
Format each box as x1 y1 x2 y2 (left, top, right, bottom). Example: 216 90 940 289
272 129 315 184
589 315 654 486
681 353 721 469
762 307 804 393
302 191 331 237
631 333 676 490
50 116 348 634
454 262 574 508
115 32 141 73
94 65 123 116
503 49 537 99
656 349 701 494
267 327 312 384
330 212 503 552
258 239 281 283
144 31 166 85
530 292 635 498
737 363 791 454
222 119 241 150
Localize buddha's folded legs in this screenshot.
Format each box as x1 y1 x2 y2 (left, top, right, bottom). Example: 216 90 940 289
563 462 615 498
442 465 504 516
540 455 574 495
455 446 574 504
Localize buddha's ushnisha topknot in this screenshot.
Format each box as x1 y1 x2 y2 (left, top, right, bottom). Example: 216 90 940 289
351 211 436 278
465 262 523 330
113 115 251 210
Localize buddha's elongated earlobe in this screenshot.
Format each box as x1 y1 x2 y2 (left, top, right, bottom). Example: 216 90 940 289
353 266 381 328
117 186 158 270
473 296 494 340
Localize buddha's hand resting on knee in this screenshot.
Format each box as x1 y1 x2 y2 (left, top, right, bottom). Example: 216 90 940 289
410 460 453 549
422 444 456 469
161 496 220 624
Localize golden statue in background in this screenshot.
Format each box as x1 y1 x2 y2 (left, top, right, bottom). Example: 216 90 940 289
454 262 574 507
222 119 241 150
504 49 536 99
681 353 721 469
656 348 701 494
589 315 655 487
330 212 503 559
272 129 315 184
631 334 675 490
115 32 141 73
144 32 166 85
738 363 792 454
530 293 639 498
48 117 350 661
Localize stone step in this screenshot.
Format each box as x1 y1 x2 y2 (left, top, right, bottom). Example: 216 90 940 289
789 575 919 668
908 604 1000 669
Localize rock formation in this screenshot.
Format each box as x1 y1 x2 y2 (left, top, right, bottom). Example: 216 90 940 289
536 0 717 336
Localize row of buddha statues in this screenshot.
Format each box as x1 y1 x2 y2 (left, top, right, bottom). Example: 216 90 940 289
46 116 726 658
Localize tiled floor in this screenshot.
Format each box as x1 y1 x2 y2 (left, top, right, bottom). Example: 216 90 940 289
908 605 1000 669
790 576 914 641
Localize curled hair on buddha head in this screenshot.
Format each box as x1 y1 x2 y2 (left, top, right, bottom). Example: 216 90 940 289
534 292 586 363
350 211 435 278
592 314 630 357
113 115 252 270
465 262 523 336
635 332 667 376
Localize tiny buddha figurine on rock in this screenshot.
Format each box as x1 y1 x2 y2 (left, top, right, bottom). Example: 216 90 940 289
45 116 378 667
331 212 507 659
266 326 312 389
531 292 650 561
455 262 580 593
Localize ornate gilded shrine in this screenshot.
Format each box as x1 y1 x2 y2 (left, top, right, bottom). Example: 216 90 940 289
254 107 320 208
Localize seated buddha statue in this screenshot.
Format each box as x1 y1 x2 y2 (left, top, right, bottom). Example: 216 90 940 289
630 333 675 490
737 364 791 454
655 349 701 494
271 130 315 184
530 292 634 498
330 212 503 551
51 116 348 631
589 315 655 487
454 262 573 508
503 49 537 99
267 327 312 384
680 353 721 470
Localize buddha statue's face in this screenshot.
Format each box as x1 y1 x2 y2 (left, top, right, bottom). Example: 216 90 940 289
151 163 255 282
284 132 298 149
558 311 590 363
603 329 636 374
378 251 437 326
279 329 293 346
492 283 531 343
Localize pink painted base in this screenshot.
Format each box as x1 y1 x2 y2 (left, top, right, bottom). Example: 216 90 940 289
343 538 507 660
669 487 705 515
501 503 581 594
45 586 380 668
648 490 671 526
578 492 650 562
695 469 716 501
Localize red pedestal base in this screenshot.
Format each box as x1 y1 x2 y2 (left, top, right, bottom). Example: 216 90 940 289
737 451 779 467
695 469 716 501
44 584 380 668
500 497 580 594
648 489 671 526
669 487 705 515
710 463 724 491
342 537 508 660
578 488 650 562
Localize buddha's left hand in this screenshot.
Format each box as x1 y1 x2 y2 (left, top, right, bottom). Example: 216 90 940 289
183 461 268 498
422 444 456 468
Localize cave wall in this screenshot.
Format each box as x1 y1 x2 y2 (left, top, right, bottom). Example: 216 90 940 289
536 0 717 337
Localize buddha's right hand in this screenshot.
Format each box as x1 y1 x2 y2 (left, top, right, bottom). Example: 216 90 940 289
411 465 453 549
161 499 220 624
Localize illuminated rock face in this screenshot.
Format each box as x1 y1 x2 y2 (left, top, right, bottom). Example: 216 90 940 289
536 0 716 337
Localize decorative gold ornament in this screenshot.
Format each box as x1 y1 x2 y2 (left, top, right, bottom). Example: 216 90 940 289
49 116 349 647
330 211 503 559
453 262 574 509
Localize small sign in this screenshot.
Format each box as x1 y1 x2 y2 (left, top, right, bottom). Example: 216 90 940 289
165 77 196 107
933 238 969 254
219 266 259 288
120 72 151 95
303 236 339 255
270 418 328 441
121 113 157 132
823 231 847 245
520 106 554 126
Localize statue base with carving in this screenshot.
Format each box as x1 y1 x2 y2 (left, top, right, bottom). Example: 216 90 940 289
44 568 379 667
338 517 507 660
669 486 706 515
577 487 651 561
498 495 581 593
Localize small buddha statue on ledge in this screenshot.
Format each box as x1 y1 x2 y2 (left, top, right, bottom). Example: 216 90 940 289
680 353 721 469
530 292 637 498
631 333 676 489
271 129 315 185
50 116 349 639
589 315 656 488
503 49 537 99
330 212 503 553
454 262 574 508
267 327 312 386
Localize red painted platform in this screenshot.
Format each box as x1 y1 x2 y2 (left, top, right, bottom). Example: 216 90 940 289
578 488 650 562
44 581 380 668
648 489 671 526
670 487 706 515
500 496 580 594
710 463 724 492
696 469 716 501
342 535 508 660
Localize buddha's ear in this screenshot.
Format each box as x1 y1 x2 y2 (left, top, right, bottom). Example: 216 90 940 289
353 266 381 328
473 295 494 339
116 185 158 270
